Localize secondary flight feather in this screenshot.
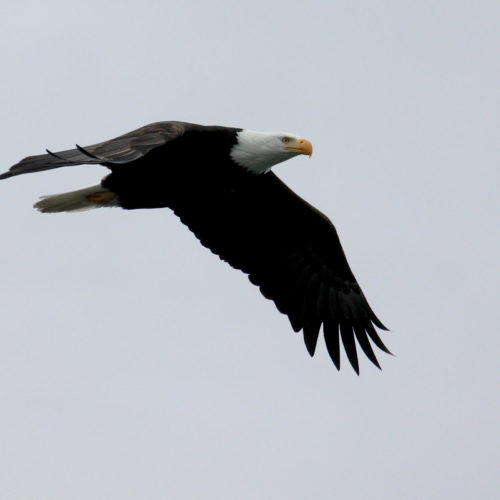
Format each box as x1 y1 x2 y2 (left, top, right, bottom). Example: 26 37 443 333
1 121 391 373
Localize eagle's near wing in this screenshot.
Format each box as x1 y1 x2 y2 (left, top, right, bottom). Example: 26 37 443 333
169 171 390 373
0 121 187 179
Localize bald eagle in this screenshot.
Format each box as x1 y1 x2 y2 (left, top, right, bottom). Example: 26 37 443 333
1 121 390 373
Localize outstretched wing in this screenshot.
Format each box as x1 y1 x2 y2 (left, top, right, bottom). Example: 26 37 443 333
0 121 188 180
171 171 390 373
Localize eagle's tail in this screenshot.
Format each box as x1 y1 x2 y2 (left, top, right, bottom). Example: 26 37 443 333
34 185 118 213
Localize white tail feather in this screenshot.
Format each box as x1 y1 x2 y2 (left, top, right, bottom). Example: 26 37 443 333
34 185 119 213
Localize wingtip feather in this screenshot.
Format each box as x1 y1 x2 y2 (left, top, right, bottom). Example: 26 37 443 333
0 171 13 180
45 148 64 160
75 144 103 161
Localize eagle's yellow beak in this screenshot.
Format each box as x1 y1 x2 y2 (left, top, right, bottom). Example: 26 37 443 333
285 138 313 157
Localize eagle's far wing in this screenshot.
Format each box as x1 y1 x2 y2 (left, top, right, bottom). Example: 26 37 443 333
172 171 391 373
0 121 187 180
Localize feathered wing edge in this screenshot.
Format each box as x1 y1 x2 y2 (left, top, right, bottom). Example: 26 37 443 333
248 255 391 374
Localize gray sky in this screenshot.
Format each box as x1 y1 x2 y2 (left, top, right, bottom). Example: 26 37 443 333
1 1 499 499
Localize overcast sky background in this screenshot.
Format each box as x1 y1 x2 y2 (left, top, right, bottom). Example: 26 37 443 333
0 1 498 499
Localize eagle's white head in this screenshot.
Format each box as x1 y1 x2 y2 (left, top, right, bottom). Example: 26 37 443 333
230 130 313 174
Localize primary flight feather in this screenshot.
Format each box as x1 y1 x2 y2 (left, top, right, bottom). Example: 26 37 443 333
1 121 391 373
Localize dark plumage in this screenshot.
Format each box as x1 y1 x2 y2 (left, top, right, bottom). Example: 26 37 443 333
1 121 391 373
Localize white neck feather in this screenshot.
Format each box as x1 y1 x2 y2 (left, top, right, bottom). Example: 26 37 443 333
230 129 299 174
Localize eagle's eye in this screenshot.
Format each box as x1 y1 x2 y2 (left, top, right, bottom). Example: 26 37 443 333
281 137 291 144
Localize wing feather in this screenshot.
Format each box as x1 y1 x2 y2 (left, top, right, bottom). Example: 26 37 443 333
1 121 187 179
